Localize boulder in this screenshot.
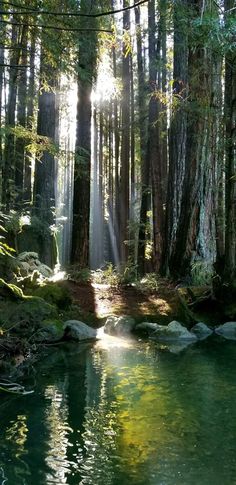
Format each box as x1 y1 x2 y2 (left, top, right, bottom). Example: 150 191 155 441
18 261 30 276
104 315 136 336
191 322 213 340
37 264 53 278
215 322 236 340
16 252 53 278
18 251 39 262
63 320 97 341
152 320 197 342
35 320 64 343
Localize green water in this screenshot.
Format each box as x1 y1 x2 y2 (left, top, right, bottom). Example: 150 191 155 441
1 337 236 485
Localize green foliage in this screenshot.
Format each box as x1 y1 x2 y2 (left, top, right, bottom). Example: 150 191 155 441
0 125 58 161
136 273 160 292
191 260 214 286
92 264 120 286
32 283 72 309
0 295 57 334
67 266 92 283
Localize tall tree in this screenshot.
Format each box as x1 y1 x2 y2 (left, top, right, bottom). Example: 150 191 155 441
161 0 188 275
119 0 131 263
33 32 58 266
147 0 165 271
15 22 28 204
71 0 98 266
169 0 219 278
223 0 236 282
24 27 37 203
135 0 149 274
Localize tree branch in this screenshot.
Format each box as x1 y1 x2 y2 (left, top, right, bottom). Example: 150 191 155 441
0 20 112 33
0 0 149 18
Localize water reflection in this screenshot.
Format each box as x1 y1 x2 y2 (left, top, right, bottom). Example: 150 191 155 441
0 339 236 484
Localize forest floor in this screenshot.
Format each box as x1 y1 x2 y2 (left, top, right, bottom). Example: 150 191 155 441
64 279 217 327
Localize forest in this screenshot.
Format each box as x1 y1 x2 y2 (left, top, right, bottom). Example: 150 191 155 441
0 0 234 281
0 1 235 483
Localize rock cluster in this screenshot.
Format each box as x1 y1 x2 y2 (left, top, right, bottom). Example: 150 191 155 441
17 252 53 278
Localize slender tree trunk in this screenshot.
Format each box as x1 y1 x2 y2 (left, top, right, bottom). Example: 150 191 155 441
112 43 120 264
223 0 236 281
15 24 28 205
71 0 97 266
135 1 149 274
24 28 36 204
2 21 23 209
161 0 188 274
147 0 164 272
0 2 5 191
119 0 131 264
33 39 58 266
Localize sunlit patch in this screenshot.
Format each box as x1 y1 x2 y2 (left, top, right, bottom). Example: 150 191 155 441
95 327 135 350
92 53 118 103
49 270 67 282
19 214 31 226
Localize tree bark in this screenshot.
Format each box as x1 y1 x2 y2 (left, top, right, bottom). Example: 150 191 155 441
15 23 28 204
33 37 58 267
119 0 131 264
71 0 98 266
161 0 188 274
135 0 149 274
169 0 219 278
223 0 236 281
24 27 36 204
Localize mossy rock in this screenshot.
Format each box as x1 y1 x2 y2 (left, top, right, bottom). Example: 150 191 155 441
33 283 72 310
35 319 64 342
0 278 25 299
0 297 57 335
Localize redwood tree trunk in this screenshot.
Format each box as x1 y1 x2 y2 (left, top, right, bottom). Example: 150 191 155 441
161 0 188 274
119 0 131 264
71 0 97 266
223 0 236 282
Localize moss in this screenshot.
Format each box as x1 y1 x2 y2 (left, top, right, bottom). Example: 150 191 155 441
0 278 25 299
0 297 57 335
35 319 64 342
32 283 72 309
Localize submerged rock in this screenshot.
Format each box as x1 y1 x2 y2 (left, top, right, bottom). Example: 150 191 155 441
104 315 136 336
161 341 196 354
215 322 236 340
63 320 97 341
152 320 197 342
191 322 213 340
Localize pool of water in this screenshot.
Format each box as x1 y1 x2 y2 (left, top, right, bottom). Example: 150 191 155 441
1 336 236 485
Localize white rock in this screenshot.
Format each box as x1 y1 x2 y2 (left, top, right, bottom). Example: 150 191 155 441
215 322 236 340
191 322 213 340
152 320 197 342
63 320 97 341
104 315 136 336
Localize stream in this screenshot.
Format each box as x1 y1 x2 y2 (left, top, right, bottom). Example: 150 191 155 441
0 336 236 485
